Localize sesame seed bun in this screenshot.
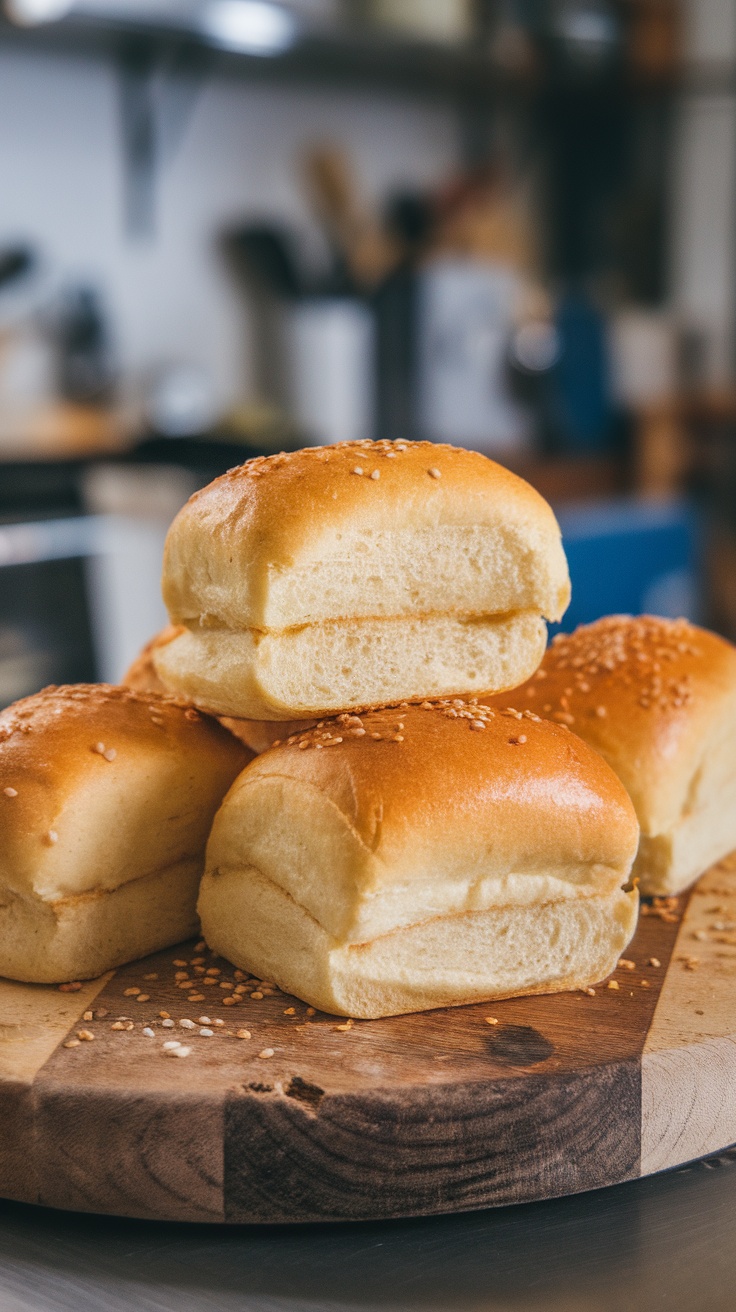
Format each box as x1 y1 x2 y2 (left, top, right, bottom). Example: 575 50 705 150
488 616 736 895
155 440 570 719
199 701 638 1018
0 684 251 983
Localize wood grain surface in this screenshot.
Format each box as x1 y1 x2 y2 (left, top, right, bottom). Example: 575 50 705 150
1 859 735 1224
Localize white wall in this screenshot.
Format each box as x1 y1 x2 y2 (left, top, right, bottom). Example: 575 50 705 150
0 46 459 410
670 0 736 384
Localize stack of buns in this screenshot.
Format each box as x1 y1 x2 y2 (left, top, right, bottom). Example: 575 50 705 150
2 439 735 1018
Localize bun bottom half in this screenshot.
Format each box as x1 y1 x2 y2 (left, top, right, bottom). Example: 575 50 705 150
154 608 547 720
0 859 200 984
199 865 639 1019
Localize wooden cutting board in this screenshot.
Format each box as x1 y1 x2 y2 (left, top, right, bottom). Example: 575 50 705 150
2 856 736 1226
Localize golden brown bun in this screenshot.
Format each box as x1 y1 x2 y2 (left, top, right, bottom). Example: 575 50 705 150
0 684 251 983
123 628 315 752
199 700 639 1018
488 616 736 895
157 440 570 718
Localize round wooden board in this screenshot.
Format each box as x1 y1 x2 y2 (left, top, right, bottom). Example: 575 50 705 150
2 855 736 1225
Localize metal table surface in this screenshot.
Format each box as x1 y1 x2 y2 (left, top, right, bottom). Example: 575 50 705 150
2 1150 736 1312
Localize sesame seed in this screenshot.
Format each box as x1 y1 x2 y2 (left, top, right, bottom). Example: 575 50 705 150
485 1017 498 1025
136 994 150 1003
57 981 82 992
179 1018 196 1030
46 830 58 845
250 991 264 1000
173 959 188 967
306 1007 316 1016
123 987 140 997
103 748 117 762
284 1007 296 1015
161 1018 175 1028
94 742 106 755
370 470 380 480
583 987 596 997
392 734 404 742
371 732 382 740
648 957 661 968
142 1027 155 1038
169 1045 191 1058
428 467 441 479
352 466 363 475
144 973 158 981
618 959 636 970
236 1029 251 1039
162 1040 180 1051
222 996 237 1006
199 1028 214 1037
188 993 205 1002
470 720 485 731
77 1030 94 1042
258 1048 275 1059
3 787 17 797
607 980 620 990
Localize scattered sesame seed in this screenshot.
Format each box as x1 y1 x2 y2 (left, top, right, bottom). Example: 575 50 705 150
199 1028 214 1037
77 1030 94 1042
162 1018 174 1028
258 1048 275 1059
162 1039 181 1051
144 973 158 981
250 991 264 1000
607 980 620 990
428 468 441 479
236 1029 251 1039
179 1018 196 1030
648 957 661 968
136 994 150 1003
168 1045 191 1058
188 993 205 1002
103 748 117 762
222 996 237 1006
352 466 363 475
123 987 140 997
57 981 82 992
640 980 651 988
64 1039 81 1049
83 1011 93 1021
583 987 596 996
197 1016 211 1025
142 1027 155 1038
306 1007 316 1016
370 469 380 480
173 959 188 967
3 787 17 797
46 830 58 845
469 720 485 731
284 1007 296 1015
485 1017 498 1025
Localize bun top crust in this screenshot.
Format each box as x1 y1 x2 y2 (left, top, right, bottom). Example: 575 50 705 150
490 616 736 834
162 440 570 631
0 684 251 901
231 698 639 880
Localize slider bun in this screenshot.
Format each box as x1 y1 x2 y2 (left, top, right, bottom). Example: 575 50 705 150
199 701 638 1018
157 440 570 719
124 628 314 752
492 616 736 895
0 684 251 983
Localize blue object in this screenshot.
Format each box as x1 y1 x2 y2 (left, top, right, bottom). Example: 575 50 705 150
555 292 614 452
553 498 701 635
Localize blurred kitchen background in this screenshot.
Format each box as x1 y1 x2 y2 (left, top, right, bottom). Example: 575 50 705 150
0 0 734 704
